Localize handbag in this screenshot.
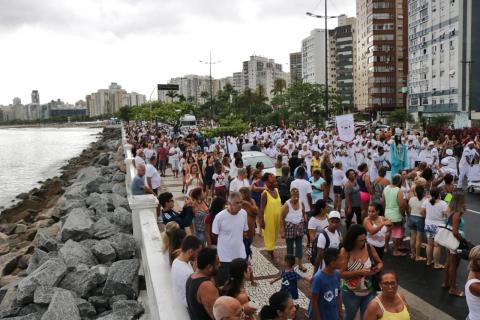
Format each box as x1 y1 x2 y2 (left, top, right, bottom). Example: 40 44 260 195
434 216 460 251
457 240 474 260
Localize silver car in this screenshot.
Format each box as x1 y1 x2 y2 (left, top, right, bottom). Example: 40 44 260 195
237 151 276 175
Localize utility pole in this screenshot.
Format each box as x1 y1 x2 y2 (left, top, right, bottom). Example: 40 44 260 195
200 52 221 121
306 8 338 122
461 60 474 125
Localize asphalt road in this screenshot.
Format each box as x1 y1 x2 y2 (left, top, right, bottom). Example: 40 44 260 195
382 191 480 319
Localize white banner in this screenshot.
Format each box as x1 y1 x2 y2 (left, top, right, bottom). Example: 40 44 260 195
336 114 355 143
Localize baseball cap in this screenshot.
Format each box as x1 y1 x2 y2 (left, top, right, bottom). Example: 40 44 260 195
446 149 453 156
328 211 341 220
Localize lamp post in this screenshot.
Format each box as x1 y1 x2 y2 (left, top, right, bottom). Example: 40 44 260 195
200 52 221 121
306 8 338 121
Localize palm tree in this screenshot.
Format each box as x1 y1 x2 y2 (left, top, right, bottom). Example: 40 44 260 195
200 91 209 104
166 90 178 102
271 78 287 96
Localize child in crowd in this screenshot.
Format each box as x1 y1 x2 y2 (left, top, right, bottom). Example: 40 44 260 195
270 255 311 307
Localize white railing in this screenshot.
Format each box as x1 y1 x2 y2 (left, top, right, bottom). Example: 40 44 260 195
121 126 190 320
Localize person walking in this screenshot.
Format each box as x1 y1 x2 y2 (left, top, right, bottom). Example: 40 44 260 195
407 185 427 262
280 188 308 272
344 169 362 229
260 173 282 260
339 224 383 320
421 187 448 269
364 271 411 320
382 174 407 256
212 192 249 286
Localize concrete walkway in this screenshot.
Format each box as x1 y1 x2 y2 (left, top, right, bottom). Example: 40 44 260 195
160 174 455 320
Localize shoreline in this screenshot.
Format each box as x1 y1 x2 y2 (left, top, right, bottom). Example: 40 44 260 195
0 127 120 224
0 123 113 129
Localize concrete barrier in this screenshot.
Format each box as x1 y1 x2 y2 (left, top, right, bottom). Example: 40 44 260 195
121 126 190 320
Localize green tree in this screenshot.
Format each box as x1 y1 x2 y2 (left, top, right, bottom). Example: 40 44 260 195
200 91 210 104
386 109 414 128
118 106 133 122
166 90 178 102
271 78 287 96
428 115 453 129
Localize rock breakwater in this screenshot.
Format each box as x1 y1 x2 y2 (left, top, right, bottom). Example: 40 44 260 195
0 128 144 320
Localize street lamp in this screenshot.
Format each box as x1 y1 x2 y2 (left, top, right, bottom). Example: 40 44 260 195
306 8 338 121
200 51 221 121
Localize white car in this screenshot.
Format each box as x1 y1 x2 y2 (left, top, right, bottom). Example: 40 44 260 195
236 151 276 175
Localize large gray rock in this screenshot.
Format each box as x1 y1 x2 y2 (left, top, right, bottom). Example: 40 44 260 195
17 304 47 317
25 249 47 275
2 313 43 320
112 300 144 318
109 193 129 210
85 193 107 207
16 258 67 305
92 218 118 239
0 251 23 276
99 182 113 193
34 233 58 252
90 265 109 285
96 155 110 166
107 233 136 260
58 199 86 215
112 172 125 183
102 259 140 299
59 240 97 270
92 240 117 264
111 183 127 197
33 286 55 305
75 166 101 184
58 269 97 298
86 177 108 195
40 288 80 320
112 208 132 233
0 286 18 313
60 209 93 242
76 298 96 318
63 183 87 201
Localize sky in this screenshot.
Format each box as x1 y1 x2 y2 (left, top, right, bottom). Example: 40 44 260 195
0 0 355 105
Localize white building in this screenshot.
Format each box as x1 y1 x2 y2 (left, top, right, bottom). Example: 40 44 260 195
408 0 480 127
241 55 289 99
302 29 328 84
158 75 214 104
86 83 146 117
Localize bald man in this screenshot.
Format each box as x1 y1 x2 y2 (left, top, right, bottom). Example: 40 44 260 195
131 164 153 195
213 296 243 320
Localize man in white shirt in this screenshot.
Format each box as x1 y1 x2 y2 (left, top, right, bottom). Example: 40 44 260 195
144 143 156 161
145 155 161 195
171 235 203 307
442 149 458 176
212 192 249 286
458 141 479 188
169 143 182 178
134 149 146 168
290 167 313 214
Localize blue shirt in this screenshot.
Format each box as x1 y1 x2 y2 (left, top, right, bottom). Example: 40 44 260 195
309 176 325 203
310 270 340 320
131 175 145 195
280 270 301 299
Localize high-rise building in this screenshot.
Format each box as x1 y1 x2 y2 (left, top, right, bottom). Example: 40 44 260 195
241 55 290 99
86 83 145 117
232 72 244 93
408 0 480 127
289 52 302 84
302 29 328 84
158 75 214 104
354 0 408 117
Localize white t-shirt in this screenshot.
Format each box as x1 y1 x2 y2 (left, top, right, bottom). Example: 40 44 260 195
290 179 313 212
171 258 194 307
134 155 145 168
422 199 448 226
169 147 181 161
212 209 249 262
212 173 227 188
284 200 303 224
316 228 341 270
229 178 250 193
308 216 329 237
408 197 423 217
145 163 161 189
332 168 345 187
144 148 156 161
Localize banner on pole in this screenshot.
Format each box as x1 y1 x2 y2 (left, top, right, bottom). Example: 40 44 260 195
336 114 355 143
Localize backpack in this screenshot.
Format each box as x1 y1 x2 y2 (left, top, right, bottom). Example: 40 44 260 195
310 229 340 266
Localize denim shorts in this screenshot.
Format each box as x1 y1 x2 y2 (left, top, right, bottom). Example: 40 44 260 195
424 224 439 239
408 215 425 232
333 186 343 194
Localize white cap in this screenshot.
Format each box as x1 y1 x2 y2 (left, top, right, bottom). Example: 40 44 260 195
467 141 474 145
428 141 434 146
328 211 341 219
446 149 453 156
441 158 449 166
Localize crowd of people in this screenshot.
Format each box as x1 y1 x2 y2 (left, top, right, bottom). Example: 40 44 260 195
125 122 480 320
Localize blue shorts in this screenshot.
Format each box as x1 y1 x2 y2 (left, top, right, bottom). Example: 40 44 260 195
408 215 425 232
424 224 439 239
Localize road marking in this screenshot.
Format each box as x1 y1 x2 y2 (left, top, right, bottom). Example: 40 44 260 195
467 208 480 215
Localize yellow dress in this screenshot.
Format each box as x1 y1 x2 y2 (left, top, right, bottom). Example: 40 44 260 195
262 189 282 251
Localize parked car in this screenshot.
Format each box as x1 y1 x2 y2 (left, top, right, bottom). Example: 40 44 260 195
235 151 276 175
